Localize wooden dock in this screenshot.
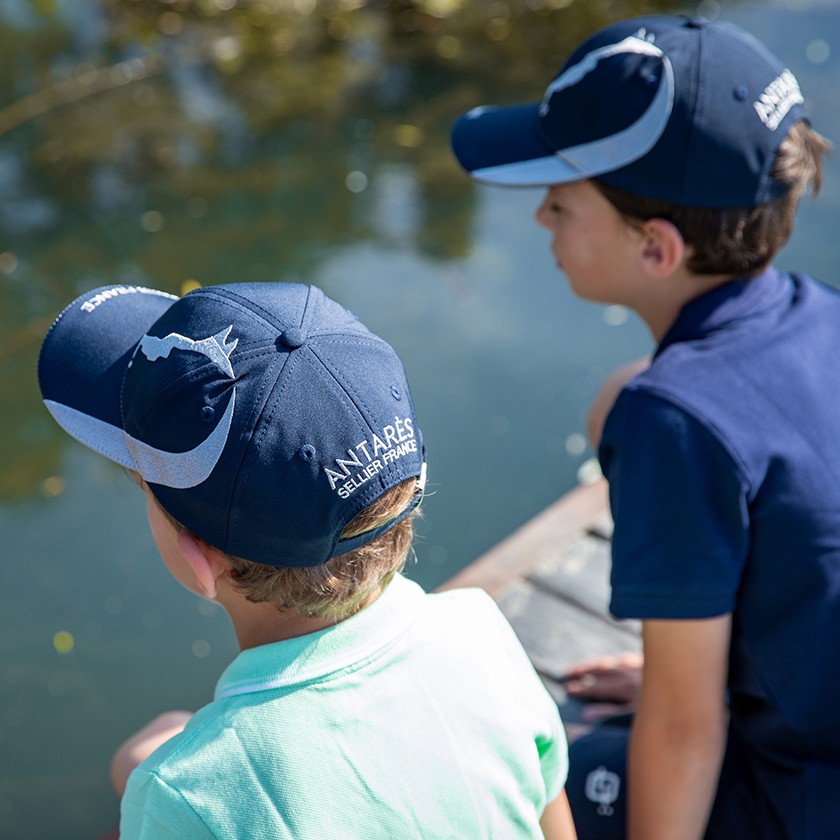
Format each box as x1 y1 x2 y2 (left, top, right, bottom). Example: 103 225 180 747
440 477 640 731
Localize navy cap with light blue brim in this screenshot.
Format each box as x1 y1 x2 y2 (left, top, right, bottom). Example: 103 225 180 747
451 15 809 208
38 282 426 568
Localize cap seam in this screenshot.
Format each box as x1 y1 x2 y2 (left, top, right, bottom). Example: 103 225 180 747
195 286 302 334
307 342 384 440
306 341 413 531
222 351 289 558
681 24 703 204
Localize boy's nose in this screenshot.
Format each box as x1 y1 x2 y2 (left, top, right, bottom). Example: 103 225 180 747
535 190 554 230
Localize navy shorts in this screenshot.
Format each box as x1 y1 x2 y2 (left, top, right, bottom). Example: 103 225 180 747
566 721 630 840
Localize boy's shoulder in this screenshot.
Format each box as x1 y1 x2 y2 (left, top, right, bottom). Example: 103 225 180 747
604 269 840 483
628 268 839 393
121 579 565 838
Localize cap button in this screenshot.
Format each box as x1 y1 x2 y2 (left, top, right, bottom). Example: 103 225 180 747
278 327 305 349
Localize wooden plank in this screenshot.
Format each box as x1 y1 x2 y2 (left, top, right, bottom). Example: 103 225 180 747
440 475 641 730
497 580 640 726
499 580 641 677
527 533 639 640
439 478 610 596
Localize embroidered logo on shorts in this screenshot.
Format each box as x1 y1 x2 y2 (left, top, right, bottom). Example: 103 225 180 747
585 765 621 816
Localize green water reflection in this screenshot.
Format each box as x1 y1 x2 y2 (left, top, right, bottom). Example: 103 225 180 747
1 0 690 505
2 0 839 837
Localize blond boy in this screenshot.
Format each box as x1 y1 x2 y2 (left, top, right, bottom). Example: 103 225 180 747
40 282 577 839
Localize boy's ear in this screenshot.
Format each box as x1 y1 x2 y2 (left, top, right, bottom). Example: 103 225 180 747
639 218 686 277
176 532 226 600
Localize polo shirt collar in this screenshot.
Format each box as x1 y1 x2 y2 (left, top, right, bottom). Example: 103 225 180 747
214 574 425 701
657 266 791 355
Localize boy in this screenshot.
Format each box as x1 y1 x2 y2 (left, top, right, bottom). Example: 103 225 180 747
450 14 838 840
39 282 577 839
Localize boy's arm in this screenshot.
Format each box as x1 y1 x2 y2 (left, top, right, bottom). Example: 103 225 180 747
586 356 651 449
540 790 578 840
111 711 193 796
628 615 731 840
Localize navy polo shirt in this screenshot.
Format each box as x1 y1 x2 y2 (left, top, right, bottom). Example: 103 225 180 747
600 267 840 837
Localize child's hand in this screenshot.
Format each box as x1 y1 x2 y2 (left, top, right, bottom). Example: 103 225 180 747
563 652 643 723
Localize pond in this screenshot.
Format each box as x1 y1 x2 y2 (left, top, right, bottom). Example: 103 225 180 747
1 0 839 836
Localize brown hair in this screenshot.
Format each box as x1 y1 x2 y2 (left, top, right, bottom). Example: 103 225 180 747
221 478 420 621
593 121 831 277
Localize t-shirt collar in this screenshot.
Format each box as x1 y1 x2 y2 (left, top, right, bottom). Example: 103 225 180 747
214 574 425 701
656 266 791 356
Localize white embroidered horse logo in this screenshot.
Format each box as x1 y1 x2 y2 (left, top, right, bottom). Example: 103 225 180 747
139 327 237 378
585 765 621 816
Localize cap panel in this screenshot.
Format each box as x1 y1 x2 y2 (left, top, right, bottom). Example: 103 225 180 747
313 333 423 508
135 284 311 557
151 348 292 559
539 38 672 149
226 330 423 567
679 21 803 206
120 289 273 496
225 347 368 566
38 285 178 468
592 22 702 202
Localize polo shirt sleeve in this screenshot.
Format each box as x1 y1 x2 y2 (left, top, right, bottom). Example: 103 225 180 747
120 767 216 839
600 388 750 620
489 596 569 803
536 714 568 806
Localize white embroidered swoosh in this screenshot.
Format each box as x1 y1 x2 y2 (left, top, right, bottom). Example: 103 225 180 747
44 391 236 489
541 35 673 173
471 35 673 187
540 35 667 114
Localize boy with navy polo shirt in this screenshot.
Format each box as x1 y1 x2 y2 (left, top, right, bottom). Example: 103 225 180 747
38 283 578 839
451 14 838 840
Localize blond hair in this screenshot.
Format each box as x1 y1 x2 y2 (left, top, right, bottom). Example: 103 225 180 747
215 478 420 621
149 477 420 621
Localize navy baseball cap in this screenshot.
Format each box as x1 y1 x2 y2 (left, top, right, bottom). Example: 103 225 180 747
38 283 426 568
451 15 809 207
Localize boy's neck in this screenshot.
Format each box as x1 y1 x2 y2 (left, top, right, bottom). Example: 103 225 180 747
218 584 383 651
637 269 737 342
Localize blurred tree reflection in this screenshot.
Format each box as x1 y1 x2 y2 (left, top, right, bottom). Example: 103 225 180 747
0 0 687 501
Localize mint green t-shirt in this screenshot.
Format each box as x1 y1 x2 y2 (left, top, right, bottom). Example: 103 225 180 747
120 575 567 839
